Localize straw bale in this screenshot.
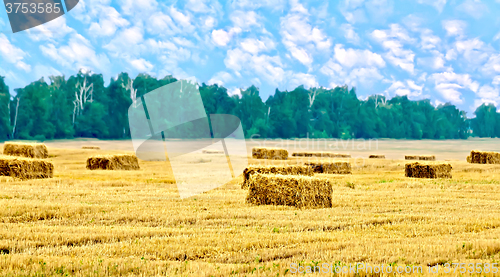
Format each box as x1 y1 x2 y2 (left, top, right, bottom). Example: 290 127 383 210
82 146 100 150
305 162 351 174
3 142 48 159
86 154 140 170
241 164 314 189
0 155 53 179
252 147 288 160
292 152 351 158
466 150 500 164
405 155 436 161
246 173 332 208
369 155 385 159
405 162 452 179
202 149 224 154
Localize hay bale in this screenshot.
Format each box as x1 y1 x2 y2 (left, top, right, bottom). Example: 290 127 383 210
292 152 351 158
369 155 385 159
3 142 48 159
246 174 332 208
305 162 351 174
405 155 436 161
86 154 140 170
405 162 452 179
466 150 500 164
252 147 288 160
82 146 100 150
0 155 53 179
202 149 224 154
241 165 314 189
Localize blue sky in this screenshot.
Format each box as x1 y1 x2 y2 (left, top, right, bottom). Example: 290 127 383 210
1 0 500 116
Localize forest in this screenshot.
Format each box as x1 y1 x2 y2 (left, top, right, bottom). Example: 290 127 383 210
1 70 500 141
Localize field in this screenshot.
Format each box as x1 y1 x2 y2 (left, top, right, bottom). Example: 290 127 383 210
1 138 500 276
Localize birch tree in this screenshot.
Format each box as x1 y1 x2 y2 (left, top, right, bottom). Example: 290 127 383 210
72 76 94 125
122 78 138 107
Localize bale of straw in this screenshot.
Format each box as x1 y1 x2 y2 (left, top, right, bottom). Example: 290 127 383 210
86 154 140 170
405 162 452 179
292 152 351 158
405 155 436 161
246 173 332 208
252 147 288 160
0 155 54 179
241 165 314 189
305 162 351 174
3 142 48 159
202 149 224 154
369 155 385 159
82 146 100 150
466 150 500 164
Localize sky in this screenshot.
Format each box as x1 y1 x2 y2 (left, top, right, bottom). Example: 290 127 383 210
1 0 500 116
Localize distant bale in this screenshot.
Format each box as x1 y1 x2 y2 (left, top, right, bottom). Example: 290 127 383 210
241 164 314 189
0 155 53 179
252 147 288 160
466 150 500 164
3 142 48 159
369 155 385 159
202 149 224 154
86 154 140 170
292 152 351 158
405 162 452 179
82 146 100 150
405 155 436 161
305 162 351 174
246 174 332 209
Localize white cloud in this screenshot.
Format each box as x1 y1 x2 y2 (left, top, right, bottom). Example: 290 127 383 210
477 85 499 99
0 34 31 72
371 24 416 73
40 33 110 72
288 73 318 89
119 0 158 16
341 24 360 44
208 71 233 86
280 3 332 67
230 11 260 30
454 38 489 64
240 37 276 54
88 6 129 36
225 48 284 86
457 0 488 19
320 60 384 88
212 28 241 46
231 0 286 10
442 20 466 37
417 0 447 12
27 17 74 41
481 54 500 76
430 71 480 104
130 58 154 72
103 26 144 56
493 76 500 86
333 44 385 68
385 80 423 98
420 29 441 50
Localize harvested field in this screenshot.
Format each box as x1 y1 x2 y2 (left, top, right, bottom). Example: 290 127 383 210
405 162 452 179
82 146 100 150
405 155 436 161
246 173 332 208
241 164 313 188
0 155 54 179
369 155 385 159
86 154 140 170
3 142 48 159
305 161 351 174
251 147 288 160
292 152 351 158
466 150 500 164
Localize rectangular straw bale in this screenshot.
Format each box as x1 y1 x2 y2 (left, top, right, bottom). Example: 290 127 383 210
241 164 314 189
292 152 351 158
252 147 288 160
82 146 100 150
369 155 385 159
405 155 436 161
467 150 500 164
305 162 351 174
202 149 224 154
246 174 332 208
86 154 140 170
3 142 48 159
405 162 452 179
0 155 54 179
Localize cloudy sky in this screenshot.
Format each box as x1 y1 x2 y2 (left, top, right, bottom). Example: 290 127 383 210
1 0 500 115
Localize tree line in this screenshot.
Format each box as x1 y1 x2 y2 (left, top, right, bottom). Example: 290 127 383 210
0 71 499 141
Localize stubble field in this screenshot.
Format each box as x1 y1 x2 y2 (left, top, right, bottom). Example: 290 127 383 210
0 138 500 276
